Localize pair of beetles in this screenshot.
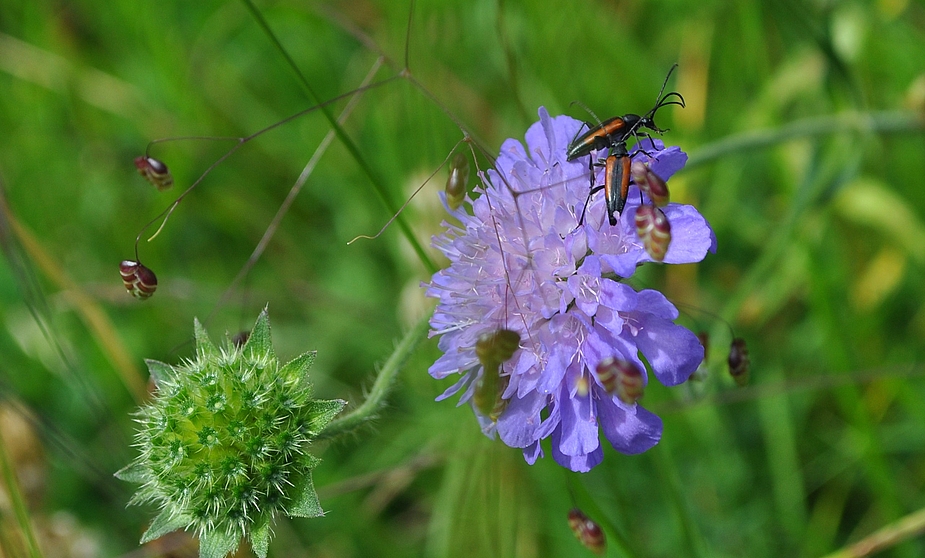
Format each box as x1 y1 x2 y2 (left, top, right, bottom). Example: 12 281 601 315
566 64 685 226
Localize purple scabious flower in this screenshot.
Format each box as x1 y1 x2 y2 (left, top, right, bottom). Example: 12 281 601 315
425 107 716 472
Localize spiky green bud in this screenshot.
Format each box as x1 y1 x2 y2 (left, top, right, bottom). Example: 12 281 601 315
116 308 345 558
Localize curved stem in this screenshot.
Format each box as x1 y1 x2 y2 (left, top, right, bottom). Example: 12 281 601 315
240 0 437 274
686 110 925 170
318 316 430 440
0 428 44 558
818 506 925 558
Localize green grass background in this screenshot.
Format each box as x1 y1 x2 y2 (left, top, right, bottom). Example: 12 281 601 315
1 0 925 556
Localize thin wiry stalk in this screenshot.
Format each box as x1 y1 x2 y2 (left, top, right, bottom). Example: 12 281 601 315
0 427 44 558
239 0 437 274
686 111 925 170
818 506 925 558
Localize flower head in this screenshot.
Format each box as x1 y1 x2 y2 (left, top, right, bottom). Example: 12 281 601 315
425 108 715 472
116 309 345 558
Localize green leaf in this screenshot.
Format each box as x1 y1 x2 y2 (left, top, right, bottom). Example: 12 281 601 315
306 399 347 434
198 528 240 558
244 306 273 359
194 318 219 360
113 462 148 483
287 470 324 518
834 177 925 263
279 351 316 386
140 508 191 544
145 359 175 387
249 514 272 558
299 453 321 470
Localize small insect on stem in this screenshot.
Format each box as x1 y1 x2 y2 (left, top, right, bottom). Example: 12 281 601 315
119 260 157 300
134 156 174 191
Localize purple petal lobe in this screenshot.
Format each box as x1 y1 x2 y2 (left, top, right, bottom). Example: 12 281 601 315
634 314 704 386
598 395 663 454
497 390 547 448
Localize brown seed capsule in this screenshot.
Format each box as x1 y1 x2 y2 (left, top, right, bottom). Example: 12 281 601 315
473 329 520 421
567 508 605 555
688 331 710 382
697 331 709 363
231 331 250 348
728 338 750 386
119 260 157 300
445 153 470 211
595 357 644 405
134 156 174 191
635 204 671 261
630 161 670 207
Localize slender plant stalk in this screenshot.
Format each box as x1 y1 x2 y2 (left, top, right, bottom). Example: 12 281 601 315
819 506 925 558
239 0 437 274
318 316 430 440
210 57 384 320
0 428 44 558
6 212 146 403
569 473 639 558
686 110 925 170
652 441 710 558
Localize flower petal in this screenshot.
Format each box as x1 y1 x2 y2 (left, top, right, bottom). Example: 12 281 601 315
551 424 604 473
556 384 600 457
497 390 547 448
597 394 663 454
633 314 704 386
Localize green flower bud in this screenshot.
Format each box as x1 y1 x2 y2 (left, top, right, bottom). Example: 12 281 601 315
116 308 345 558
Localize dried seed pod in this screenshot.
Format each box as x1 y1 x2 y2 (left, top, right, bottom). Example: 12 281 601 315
635 204 671 261
630 161 670 206
119 260 157 300
134 156 174 191
595 357 644 405
697 331 709 363
473 329 520 421
687 331 710 382
728 338 750 386
445 153 470 210
231 331 250 348
567 508 605 555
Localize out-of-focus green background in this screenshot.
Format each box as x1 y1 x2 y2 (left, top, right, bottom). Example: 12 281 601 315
1 0 924 556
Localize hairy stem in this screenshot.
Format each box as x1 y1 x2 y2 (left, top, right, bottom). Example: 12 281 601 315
319 316 430 440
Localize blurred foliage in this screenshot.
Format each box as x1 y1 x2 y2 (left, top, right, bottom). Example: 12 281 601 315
1 0 925 557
